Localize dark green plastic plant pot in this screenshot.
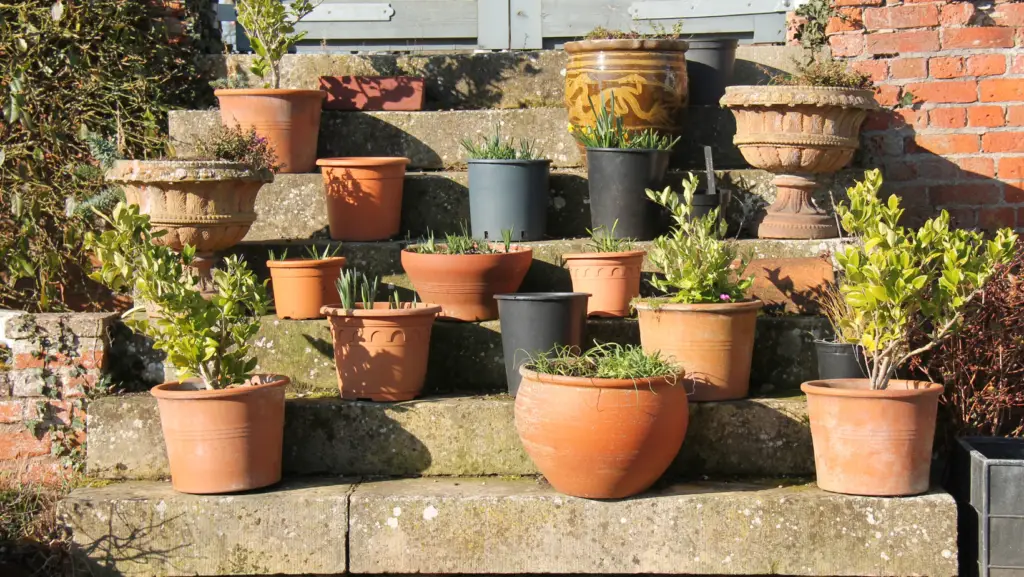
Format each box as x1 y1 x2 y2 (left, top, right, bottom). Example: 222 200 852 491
468 159 552 242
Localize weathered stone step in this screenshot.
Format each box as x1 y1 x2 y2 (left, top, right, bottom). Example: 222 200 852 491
61 477 958 576
244 169 862 242
86 394 812 481
238 315 830 396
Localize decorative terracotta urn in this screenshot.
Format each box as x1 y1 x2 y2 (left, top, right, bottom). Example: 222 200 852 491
106 160 273 286
720 86 877 239
565 39 689 136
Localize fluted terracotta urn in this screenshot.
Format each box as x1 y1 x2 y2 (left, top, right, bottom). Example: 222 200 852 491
106 160 273 286
720 86 877 239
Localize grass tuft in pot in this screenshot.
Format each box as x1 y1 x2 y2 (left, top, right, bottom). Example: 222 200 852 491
461 126 538 161
526 343 678 381
267 244 345 320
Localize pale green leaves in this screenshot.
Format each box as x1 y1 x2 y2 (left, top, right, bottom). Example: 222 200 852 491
235 0 318 89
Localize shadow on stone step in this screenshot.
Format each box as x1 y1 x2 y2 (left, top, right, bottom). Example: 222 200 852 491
66 508 186 577
319 113 443 166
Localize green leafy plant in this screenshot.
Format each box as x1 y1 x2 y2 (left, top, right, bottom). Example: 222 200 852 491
771 57 873 89
235 0 318 89
87 203 269 390
336 268 380 309
833 169 1018 390
194 124 279 173
793 0 835 50
585 220 636 253
644 173 753 304
569 92 680 150
303 244 343 260
461 126 538 160
525 343 680 380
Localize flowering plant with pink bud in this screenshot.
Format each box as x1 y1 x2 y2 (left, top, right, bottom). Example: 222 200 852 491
194 124 280 174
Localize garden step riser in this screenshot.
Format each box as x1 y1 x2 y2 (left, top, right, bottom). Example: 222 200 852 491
86 395 813 480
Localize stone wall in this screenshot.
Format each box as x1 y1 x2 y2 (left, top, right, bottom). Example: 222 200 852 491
825 0 1024 230
0 311 118 483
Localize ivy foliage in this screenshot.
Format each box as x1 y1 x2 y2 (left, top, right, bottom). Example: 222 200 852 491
0 0 214 312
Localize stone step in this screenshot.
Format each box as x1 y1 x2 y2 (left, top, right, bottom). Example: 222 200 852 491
86 394 812 481
61 477 958 576
244 169 862 242
233 315 830 396
203 46 815 111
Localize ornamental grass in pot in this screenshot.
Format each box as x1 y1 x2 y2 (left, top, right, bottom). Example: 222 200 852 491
266 245 345 320
214 0 325 173
515 343 686 499
802 169 1017 497
401 229 532 321
322 271 441 401
562 221 645 318
635 173 761 402
570 92 680 241
462 127 551 242
88 203 286 494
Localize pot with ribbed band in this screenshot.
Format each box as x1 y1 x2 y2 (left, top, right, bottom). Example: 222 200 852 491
215 89 325 173
801 379 943 496
317 157 410 241
562 250 645 317
151 375 288 494
267 256 346 319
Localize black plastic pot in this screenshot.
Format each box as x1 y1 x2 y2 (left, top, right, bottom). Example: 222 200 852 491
494 292 589 397
585 148 671 240
468 159 552 241
686 39 738 106
952 437 1024 577
687 189 731 221
814 340 867 380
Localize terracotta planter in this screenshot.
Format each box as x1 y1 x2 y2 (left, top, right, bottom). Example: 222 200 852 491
151 376 288 494
515 367 688 499
401 245 533 321
322 303 442 401
562 250 645 317
720 86 877 240
319 76 425 111
565 39 689 137
635 300 762 401
317 157 410 241
802 379 942 496
215 88 325 173
267 257 346 320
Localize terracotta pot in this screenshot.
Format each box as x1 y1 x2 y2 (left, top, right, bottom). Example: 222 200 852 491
317 157 410 241
267 257 346 319
215 89 325 173
401 245 533 321
720 86 878 240
322 303 442 401
319 76 426 111
802 379 942 496
562 250 645 317
635 300 762 401
565 39 689 137
151 375 288 494
515 367 688 499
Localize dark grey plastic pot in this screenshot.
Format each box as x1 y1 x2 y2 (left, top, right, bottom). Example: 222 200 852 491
468 159 552 242
814 340 867 380
585 148 671 241
494 292 589 397
686 39 738 106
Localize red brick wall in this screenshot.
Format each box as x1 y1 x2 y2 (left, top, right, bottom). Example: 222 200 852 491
0 312 116 484
825 0 1024 230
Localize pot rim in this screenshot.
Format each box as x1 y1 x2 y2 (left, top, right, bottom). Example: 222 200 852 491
321 303 443 318
585 147 673 154
466 158 553 166
106 159 274 183
266 256 347 269
720 85 879 110
151 374 289 400
401 244 533 257
316 157 411 168
634 299 763 313
319 75 424 82
494 292 590 302
562 249 647 261
519 366 683 389
215 88 327 98
565 38 689 53
801 379 943 399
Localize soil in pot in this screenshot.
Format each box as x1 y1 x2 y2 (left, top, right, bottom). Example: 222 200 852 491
802 379 943 496
814 340 868 380
685 40 738 106
401 245 533 321
468 159 552 242
635 300 762 401
586 148 670 241
562 250 645 317
495 293 589 396
317 157 410 241
515 367 688 499
322 303 442 401
152 375 288 494
267 257 346 320
215 89 325 173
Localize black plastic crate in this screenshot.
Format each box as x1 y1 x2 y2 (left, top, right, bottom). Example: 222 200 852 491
955 437 1024 577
